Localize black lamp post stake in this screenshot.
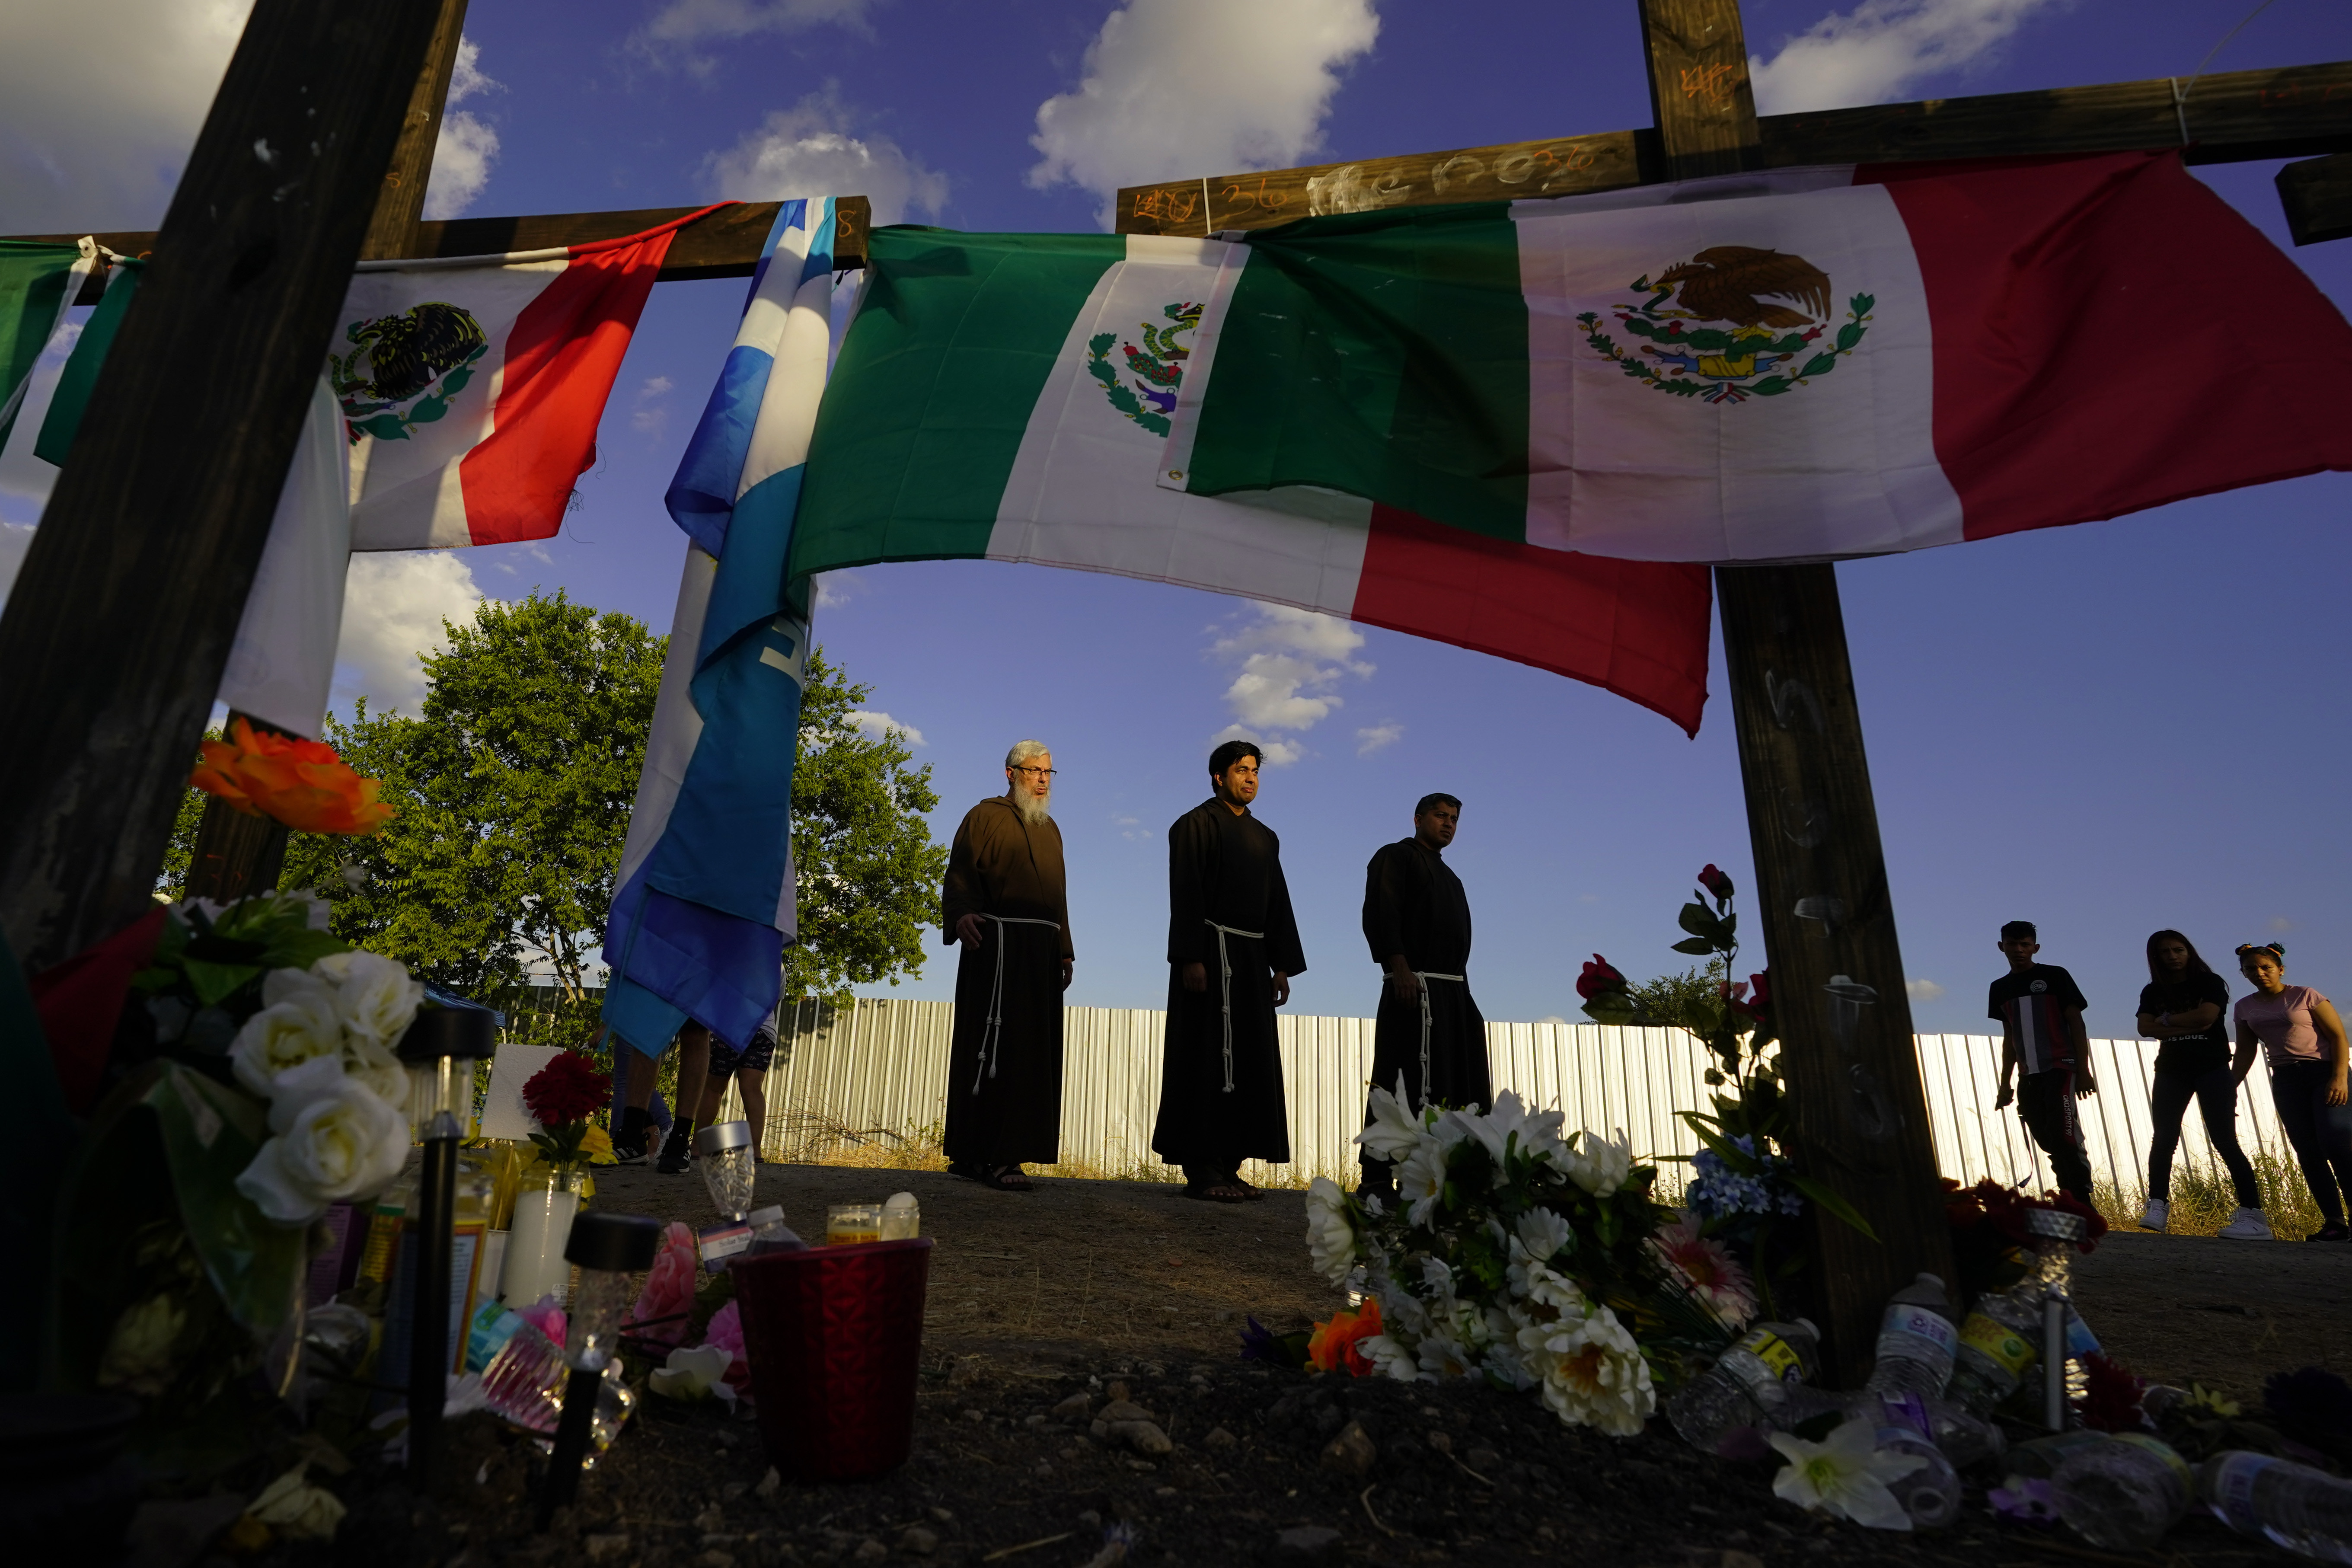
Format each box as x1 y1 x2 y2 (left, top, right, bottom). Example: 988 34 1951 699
395 1003 497 1485
538 1211 664 1528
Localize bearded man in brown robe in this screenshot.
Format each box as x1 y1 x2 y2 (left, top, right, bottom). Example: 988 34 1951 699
941 739 1073 1191
1152 740 1306 1203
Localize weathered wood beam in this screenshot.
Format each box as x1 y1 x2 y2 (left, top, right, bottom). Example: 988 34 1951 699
2279 152 2352 246
0 0 445 971
188 0 476 908
1625 0 1955 1384
19 195 874 306
1115 57 2352 236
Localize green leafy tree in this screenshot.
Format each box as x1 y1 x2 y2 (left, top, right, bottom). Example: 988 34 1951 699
785 647 948 1003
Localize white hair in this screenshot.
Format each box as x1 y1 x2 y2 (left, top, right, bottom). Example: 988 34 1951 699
1004 738 1050 769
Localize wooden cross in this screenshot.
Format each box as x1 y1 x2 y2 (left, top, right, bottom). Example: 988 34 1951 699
1115 0 2347 1380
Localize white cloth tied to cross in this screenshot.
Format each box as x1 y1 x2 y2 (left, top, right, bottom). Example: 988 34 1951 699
1204 919 1267 1094
973 914 1062 1093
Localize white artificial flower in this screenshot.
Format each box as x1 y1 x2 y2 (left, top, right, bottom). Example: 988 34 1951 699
312 949 424 1050
1481 1309 1539 1391
1523 1299 1655 1436
244 1463 347 1542
341 1035 412 1108
1514 1206 1574 1267
284 890 334 932
230 989 345 1099
1564 1127 1634 1198
235 1057 411 1224
1373 1282 1430 1342
1356 1074 1427 1162
1361 1333 1427 1382
260 966 334 1008
1418 1253 1457 1306
648 1343 736 1406
1769 1417 1925 1530
1517 1260 1589 1322
1398 1139 1449 1227
1304 1177 1359 1285
1416 1329 1477 1381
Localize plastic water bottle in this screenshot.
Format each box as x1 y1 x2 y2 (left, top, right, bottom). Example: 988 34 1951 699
1666 1319 1821 1454
1865 1273 1959 1398
1873 1395 1963 1531
2005 1428 2115 1479
1947 1277 2044 1418
1921 1397 2006 1472
2200 1450 2352 1563
2050 1434 2193 1552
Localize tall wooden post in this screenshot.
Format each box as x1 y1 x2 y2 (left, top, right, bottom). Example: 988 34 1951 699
1638 0 1954 1381
186 0 472 904
0 0 446 971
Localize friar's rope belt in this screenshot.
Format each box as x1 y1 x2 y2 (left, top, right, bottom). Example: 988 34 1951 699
974 914 1061 1093
1205 919 1265 1094
1413 971 1467 1094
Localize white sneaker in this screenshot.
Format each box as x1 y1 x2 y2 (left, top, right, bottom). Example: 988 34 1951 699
2138 1198 2169 1233
2218 1207 2275 1240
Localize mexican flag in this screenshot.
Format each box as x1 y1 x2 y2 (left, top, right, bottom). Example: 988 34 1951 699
337 206 731 549
1159 152 2352 563
788 230 1714 732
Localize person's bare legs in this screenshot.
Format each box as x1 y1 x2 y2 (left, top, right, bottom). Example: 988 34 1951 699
656 1025 714 1172
736 1069 767 1159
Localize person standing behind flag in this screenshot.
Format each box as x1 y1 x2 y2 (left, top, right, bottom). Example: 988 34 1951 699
941 742 1073 1192
1357 793 1490 1202
2233 943 2352 1243
1988 920 2097 1203
1153 742 1307 1204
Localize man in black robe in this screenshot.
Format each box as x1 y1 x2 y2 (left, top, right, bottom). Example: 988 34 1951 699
1152 740 1307 1202
1359 793 1490 1200
941 740 1073 1191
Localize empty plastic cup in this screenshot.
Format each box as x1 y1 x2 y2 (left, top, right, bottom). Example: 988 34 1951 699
731 1238 934 1481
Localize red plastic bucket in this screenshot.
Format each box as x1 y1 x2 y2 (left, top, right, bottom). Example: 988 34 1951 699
731 1238 934 1481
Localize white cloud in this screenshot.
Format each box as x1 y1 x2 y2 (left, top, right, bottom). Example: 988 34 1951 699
1028 0 1380 227
0 0 251 231
1905 978 1947 1002
1535 1016 1569 1027
422 38 503 223
631 376 676 437
1355 721 1403 757
334 551 487 715
2270 916 2293 933
1209 725 1305 769
1205 604 1373 758
638 0 878 59
704 92 948 225
811 569 869 610
848 709 924 747
1750 0 2068 115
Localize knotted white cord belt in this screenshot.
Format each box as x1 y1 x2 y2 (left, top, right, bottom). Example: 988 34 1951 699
1414 971 1467 1094
1205 919 1265 1094
974 914 1061 1093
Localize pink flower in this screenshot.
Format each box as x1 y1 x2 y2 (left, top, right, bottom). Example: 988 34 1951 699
512 1293 567 1350
630 1221 699 1349
1650 1213 1757 1328
703 1298 753 1395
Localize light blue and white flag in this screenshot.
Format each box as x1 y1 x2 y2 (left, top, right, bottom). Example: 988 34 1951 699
602 197 836 1055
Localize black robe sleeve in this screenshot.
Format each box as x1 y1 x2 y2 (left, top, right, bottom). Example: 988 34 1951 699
1166 802 1215 964
1263 830 1308 978
1362 842 1409 966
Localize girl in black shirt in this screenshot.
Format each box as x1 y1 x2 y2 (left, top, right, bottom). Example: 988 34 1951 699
2135 929 2269 1237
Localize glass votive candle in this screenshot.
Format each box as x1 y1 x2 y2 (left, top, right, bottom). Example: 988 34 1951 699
880 1191 920 1240
693 1121 757 1220
826 1203 882 1245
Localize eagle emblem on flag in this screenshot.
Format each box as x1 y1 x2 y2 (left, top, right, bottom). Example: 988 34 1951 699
1577 247 1873 405
330 300 491 442
1086 300 1200 438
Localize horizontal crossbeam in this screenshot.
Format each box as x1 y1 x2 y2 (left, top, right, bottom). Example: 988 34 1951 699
7 194 872 305
1114 58 2352 236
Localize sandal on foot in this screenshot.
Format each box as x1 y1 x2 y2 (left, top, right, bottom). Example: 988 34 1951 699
984 1164 1034 1191
947 1160 990 1184
1182 1181 1249 1204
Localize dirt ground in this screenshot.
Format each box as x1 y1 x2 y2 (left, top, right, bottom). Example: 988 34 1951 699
247 1162 2346 1568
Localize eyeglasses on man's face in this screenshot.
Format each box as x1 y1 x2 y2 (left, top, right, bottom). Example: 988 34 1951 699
1011 765 1057 777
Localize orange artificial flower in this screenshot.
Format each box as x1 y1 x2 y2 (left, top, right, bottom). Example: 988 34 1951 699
190 718 395 836
1306 1296 1383 1376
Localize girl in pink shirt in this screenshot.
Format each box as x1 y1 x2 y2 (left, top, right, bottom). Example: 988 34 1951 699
2234 943 2352 1242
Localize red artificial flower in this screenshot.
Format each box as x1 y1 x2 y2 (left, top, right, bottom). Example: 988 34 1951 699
1307 1297 1384 1376
2077 1354 2148 1432
1576 955 1628 1001
190 717 395 836
1696 864 1734 902
523 1050 612 1127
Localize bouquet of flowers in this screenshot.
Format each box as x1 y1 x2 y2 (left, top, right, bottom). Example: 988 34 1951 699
522 1051 615 1169
1300 1079 1736 1437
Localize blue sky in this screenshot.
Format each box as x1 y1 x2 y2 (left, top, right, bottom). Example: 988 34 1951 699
3 0 2350 1034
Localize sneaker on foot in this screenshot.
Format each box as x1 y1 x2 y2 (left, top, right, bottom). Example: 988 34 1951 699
2309 1224 2352 1243
655 1122 696 1175
2138 1198 2169 1233
2218 1207 2274 1240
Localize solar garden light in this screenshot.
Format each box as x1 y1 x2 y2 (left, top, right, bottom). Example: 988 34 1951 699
395 1000 497 1483
538 1211 663 1527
